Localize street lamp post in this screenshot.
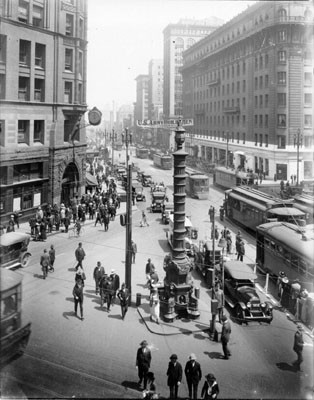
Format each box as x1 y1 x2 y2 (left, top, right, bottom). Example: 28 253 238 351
123 128 133 302
225 131 229 169
105 129 117 168
294 129 303 186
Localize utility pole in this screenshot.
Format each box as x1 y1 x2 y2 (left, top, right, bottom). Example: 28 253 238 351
123 128 133 303
225 131 229 169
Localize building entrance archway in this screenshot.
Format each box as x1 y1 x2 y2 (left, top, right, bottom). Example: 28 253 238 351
61 162 80 204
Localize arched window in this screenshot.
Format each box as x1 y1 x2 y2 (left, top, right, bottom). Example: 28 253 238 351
174 37 184 50
278 8 287 22
186 38 195 49
304 8 313 21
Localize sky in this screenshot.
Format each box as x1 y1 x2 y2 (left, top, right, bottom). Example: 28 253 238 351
86 0 256 110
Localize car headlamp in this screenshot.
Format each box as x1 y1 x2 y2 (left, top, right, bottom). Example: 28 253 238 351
247 302 251 308
260 302 266 308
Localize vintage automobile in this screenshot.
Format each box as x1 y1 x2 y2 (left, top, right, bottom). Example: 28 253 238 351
161 203 174 224
136 188 146 202
223 261 273 324
0 232 32 269
193 240 222 288
150 192 166 213
142 174 154 187
166 215 198 257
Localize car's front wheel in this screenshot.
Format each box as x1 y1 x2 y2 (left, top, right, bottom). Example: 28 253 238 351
235 304 244 325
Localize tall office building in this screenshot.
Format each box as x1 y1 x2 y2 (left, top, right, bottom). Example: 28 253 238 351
181 1 314 181
134 74 149 145
163 18 222 120
0 0 88 223
148 59 163 120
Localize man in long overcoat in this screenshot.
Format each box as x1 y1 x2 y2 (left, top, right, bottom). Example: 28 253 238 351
167 354 183 399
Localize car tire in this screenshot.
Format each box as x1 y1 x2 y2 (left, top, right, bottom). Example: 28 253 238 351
235 304 244 325
21 253 31 268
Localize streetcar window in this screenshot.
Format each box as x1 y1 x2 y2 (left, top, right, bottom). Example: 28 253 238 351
265 238 270 248
1 294 17 317
270 241 276 251
282 248 291 263
291 253 299 269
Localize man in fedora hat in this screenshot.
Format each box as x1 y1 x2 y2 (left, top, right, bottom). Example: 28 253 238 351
136 340 152 390
293 324 304 371
167 353 183 399
184 353 202 400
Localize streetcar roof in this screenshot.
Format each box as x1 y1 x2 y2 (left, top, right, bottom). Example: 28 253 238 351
226 186 293 206
0 232 31 247
224 261 258 280
267 207 305 217
256 222 314 257
214 166 254 178
0 269 23 292
189 174 208 180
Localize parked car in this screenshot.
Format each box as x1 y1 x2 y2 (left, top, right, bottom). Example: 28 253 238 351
223 261 273 324
0 232 32 269
161 203 174 224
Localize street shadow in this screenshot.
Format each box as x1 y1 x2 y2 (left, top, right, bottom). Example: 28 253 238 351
276 362 299 372
193 332 208 340
204 351 223 360
85 289 97 295
121 380 142 392
108 314 122 320
136 283 148 289
65 297 74 303
94 305 107 312
63 311 76 320
33 273 44 279
68 267 76 272
158 239 170 252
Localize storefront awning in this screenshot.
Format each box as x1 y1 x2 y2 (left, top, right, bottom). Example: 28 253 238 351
86 172 98 187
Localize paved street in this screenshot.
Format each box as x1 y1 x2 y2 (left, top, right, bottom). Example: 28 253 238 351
1 152 313 399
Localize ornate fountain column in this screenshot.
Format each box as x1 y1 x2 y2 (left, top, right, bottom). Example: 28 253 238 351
162 120 200 322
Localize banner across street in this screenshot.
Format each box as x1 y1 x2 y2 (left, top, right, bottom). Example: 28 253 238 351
137 118 194 128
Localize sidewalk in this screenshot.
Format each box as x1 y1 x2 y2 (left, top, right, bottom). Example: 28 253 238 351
17 203 137 237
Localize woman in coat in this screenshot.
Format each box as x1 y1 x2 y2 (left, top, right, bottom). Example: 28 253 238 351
201 374 219 399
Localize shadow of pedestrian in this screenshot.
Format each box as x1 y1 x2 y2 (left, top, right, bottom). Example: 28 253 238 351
65 297 74 303
108 314 122 320
63 311 76 320
204 351 223 360
121 380 142 392
136 283 148 288
276 362 299 372
68 267 76 272
33 273 44 279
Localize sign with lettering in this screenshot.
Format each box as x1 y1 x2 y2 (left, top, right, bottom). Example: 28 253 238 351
137 119 193 127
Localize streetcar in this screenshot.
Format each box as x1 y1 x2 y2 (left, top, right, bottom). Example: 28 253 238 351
149 147 158 160
166 215 198 256
213 166 255 189
225 186 306 232
1 269 31 365
153 153 172 170
256 222 314 292
293 193 314 224
135 146 149 159
185 167 209 200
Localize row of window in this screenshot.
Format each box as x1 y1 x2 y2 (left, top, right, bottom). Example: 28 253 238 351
254 93 312 108
193 49 312 89
193 71 312 101
16 0 85 38
0 118 79 147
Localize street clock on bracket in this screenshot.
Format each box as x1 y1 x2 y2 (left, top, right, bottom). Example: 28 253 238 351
88 107 102 126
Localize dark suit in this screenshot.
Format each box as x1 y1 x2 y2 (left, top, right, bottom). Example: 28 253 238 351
136 347 152 389
167 361 183 399
184 360 202 399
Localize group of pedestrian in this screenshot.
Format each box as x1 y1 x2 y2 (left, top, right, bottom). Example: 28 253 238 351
40 245 56 279
136 342 219 400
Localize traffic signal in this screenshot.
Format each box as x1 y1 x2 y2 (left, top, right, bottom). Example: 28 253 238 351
120 213 126 226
